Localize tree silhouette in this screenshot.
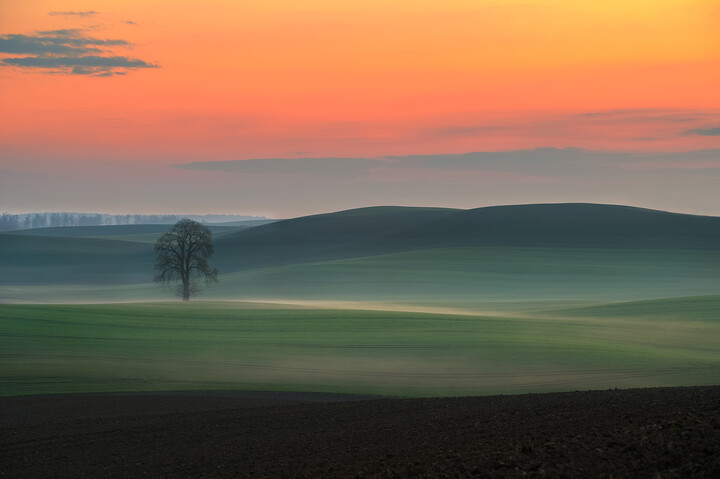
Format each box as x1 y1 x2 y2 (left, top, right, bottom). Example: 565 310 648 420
154 219 218 300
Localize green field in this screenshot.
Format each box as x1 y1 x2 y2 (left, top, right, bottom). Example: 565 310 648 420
2 204 720 302
2 299 719 397
3 245 719 303
2 204 719 397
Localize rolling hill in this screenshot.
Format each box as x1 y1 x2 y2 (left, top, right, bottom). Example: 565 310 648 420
2 203 720 302
213 203 720 268
206 246 720 302
212 206 460 269
383 203 720 250
0 234 154 285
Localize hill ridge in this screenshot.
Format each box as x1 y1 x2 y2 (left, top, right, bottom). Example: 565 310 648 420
3 203 720 298
213 202 720 270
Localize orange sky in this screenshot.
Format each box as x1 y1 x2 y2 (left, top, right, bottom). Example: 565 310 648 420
1 1 719 215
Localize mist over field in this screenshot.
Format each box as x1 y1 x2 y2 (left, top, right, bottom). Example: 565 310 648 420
1 203 719 397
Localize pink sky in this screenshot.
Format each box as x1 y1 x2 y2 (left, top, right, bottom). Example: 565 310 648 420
1 1 719 216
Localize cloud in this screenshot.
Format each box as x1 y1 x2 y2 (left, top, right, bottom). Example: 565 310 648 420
0 29 157 76
0 31 127 55
4 55 156 68
48 11 99 17
0 33 100 55
622 160 720 171
166 148 720 218
428 125 505 138
176 148 720 181
615 149 720 171
71 65 94 75
176 148 590 180
36 29 128 46
577 109 699 124
6 145 720 218
180 157 373 177
686 127 720 136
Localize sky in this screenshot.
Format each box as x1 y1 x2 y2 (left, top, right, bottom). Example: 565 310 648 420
1 0 719 218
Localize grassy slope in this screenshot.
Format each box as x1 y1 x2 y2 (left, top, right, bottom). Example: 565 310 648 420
0 234 154 285
4 205 718 397
546 295 720 321
213 203 720 270
5 245 720 303
384 203 720 250
2 300 718 397
207 246 720 302
212 206 461 269
0 225 245 287
1 207 460 288
2 203 720 302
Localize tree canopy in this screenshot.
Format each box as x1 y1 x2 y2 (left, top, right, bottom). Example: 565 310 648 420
154 219 218 300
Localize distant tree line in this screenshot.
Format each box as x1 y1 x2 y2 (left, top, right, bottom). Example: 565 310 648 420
0 212 268 232
0 213 183 231
0 213 19 231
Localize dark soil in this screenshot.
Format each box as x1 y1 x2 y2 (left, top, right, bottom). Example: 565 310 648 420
2 386 719 478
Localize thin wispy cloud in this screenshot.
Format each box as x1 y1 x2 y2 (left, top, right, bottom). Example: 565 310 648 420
5 55 156 69
180 157 373 177
686 127 720 136
427 125 505 138
0 28 158 76
48 11 99 17
161 147 720 217
622 160 720 171
576 109 700 124
401 109 720 151
0 31 127 55
177 148 720 180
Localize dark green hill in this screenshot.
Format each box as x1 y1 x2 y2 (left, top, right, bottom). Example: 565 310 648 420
1 206 462 286
0 234 154 285
209 247 720 302
386 203 720 250
206 219 277 227
4 204 720 296
213 206 461 268
213 203 720 270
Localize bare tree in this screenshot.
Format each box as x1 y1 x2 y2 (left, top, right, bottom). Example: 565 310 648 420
154 219 218 300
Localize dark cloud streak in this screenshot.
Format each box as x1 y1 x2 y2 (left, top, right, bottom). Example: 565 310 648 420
48 11 99 17
0 31 127 56
686 127 720 136
177 148 720 180
0 29 157 76
0 33 100 55
181 157 372 176
3 55 157 69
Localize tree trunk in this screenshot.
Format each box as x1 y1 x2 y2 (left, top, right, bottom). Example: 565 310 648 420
182 277 190 301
